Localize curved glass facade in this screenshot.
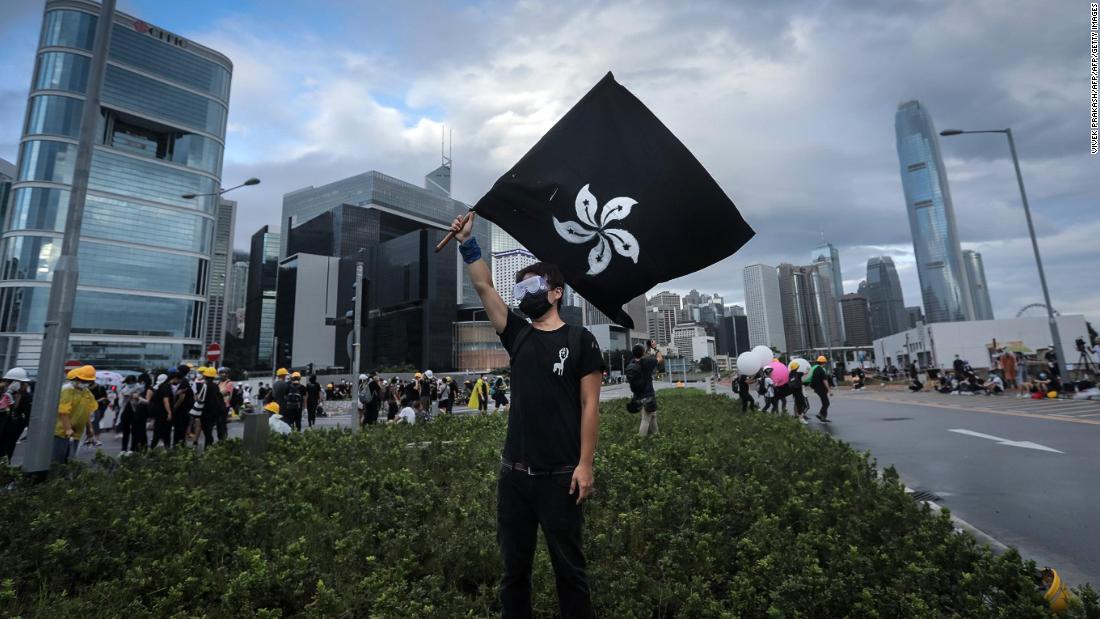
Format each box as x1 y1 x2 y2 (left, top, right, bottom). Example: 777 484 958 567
0 285 202 338
1 235 207 295
34 51 91 92
0 2 232 369
895 101 973 324
25 95 84 138
40 9 96 50
19 140 77 184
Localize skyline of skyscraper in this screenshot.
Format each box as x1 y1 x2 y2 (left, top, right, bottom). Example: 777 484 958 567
205 199 236 348
839 293 872 346
861 256 908 341
743 264 786 352
0 1 233 369
962 249 994 320
895 99 974 324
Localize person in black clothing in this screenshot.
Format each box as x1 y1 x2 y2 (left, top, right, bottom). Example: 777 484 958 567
788 361 809 423
128 373 152 453
810 356 832 422
850 366 865 390
150 372 174 448
0 368 31 461
171 367 195 447
402 377 420 407
452 214 601 618
305 375 323 428
364 373 383 425
735 371 756 412
284 373 306 431
196 367 227 448
626 341 662 436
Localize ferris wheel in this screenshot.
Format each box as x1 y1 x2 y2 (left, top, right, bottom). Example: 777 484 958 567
1015 303 1059 318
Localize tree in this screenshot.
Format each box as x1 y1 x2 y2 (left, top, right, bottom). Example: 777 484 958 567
698 357 715 372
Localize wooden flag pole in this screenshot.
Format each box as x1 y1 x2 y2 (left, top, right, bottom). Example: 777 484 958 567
435 208 476 253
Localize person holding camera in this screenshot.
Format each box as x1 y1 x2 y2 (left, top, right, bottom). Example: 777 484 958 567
625 340 663 436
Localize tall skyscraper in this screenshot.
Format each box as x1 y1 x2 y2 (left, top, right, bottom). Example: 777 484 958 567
895 100 973 323
228 260 248 336
727 304 746 316
861 256 908 341
777 262 842 354
649 291 682 311
839 293 872 346
205 199 235 347
244 226 279 369
811 235 845 341
646 306 677 345
810 236 844 301
743 264 786 352
905 305 925 328
962 250 994 320
0 2 233 369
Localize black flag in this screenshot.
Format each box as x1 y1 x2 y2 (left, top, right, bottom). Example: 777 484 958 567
474 72 754 329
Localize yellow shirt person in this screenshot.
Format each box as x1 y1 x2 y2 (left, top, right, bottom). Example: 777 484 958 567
52 365 98 464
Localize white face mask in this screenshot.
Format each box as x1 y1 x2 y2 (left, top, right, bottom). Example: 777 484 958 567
8 381 21 392
72 381 89 390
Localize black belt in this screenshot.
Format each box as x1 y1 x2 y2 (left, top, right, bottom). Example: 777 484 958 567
501 459 575 476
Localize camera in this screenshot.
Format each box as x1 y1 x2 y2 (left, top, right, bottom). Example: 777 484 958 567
1076 337 1087 353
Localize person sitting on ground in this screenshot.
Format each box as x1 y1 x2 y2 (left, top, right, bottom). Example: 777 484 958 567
982 371 1005 395
850 366 866 390
393 399 420 425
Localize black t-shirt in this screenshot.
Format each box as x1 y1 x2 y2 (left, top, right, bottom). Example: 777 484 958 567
305 382 322 404
153 382 174 419
638 356 658 397
498 311 602 468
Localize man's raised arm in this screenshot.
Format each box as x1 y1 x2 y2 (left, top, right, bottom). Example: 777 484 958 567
450 213 509 334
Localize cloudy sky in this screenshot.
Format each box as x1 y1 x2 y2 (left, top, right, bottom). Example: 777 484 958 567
1 0 1096 323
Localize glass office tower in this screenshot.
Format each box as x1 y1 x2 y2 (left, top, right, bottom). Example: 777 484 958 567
895 100 973 324
0 0 232 369
962 249 994 320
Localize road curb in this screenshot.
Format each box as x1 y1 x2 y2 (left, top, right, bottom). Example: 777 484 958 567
905 486 1010 554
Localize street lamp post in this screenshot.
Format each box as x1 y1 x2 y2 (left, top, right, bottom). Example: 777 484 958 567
940 128 1067 377
181 177 260 200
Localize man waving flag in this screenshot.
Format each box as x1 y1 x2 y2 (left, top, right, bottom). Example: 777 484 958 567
472 71 754 328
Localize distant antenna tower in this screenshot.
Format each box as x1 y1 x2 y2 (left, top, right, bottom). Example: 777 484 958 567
442 126 452 169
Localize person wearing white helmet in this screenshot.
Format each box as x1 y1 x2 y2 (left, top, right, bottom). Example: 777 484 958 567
0 367 31 461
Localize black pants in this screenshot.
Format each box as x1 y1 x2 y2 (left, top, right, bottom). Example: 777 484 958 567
130 406 148 452
792 391 809 415
498 465 593 618
306 402 319 427
738 390 754 412
364 402 380 425
172 414 191 446
120 405 134 451
151 414 172 448
815 389 830 419
439 399 453 415
0 414 26 461
201 414 227 447
285 407 302 431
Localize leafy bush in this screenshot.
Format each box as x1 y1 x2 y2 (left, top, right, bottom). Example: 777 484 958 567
0 391 1095 617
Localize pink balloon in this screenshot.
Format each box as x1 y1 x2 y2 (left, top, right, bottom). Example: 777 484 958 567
769 360 790 386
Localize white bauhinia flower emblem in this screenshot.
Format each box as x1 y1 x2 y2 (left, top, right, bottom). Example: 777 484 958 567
552 184 640 276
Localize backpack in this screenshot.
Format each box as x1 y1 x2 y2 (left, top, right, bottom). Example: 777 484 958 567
359 383 374 405
285 387 303 411
757 379 767 395
624 359 647 395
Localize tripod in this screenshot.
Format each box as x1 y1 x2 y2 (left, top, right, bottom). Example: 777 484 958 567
1074 348 1097 381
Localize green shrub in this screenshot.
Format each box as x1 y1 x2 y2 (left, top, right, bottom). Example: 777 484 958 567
0 391 1094 617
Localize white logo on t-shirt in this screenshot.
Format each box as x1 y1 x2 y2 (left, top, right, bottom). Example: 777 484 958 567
553 347 569 376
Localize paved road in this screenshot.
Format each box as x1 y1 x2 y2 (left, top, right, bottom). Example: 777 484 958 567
811 388 1100 587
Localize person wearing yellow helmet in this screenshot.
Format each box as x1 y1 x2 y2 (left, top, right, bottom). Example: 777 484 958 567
787 361 810 424
266 367 290 416
283 372 305 431
263 401 280 415
53 365 99 463
809 356 832 422
196 367 228 448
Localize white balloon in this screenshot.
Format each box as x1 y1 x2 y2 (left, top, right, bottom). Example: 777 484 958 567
737 351 762 375
752 345 774 365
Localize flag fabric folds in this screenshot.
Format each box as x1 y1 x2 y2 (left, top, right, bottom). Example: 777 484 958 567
474 71 754 328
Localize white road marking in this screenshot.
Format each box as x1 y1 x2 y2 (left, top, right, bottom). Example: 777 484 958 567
948 428 1064 453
